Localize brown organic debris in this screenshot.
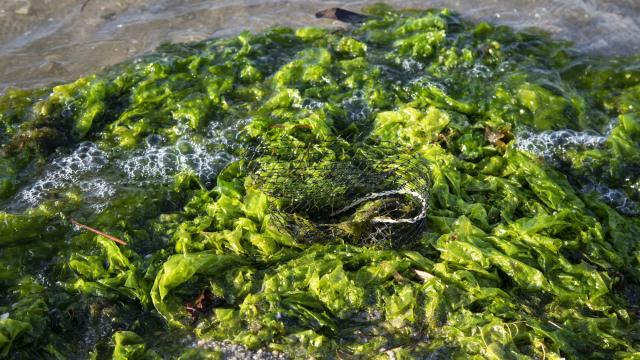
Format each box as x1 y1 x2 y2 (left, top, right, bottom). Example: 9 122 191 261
484 125 513 151
185 289 225 321
1 127 65 157
315 8 369 24
70 218 128 246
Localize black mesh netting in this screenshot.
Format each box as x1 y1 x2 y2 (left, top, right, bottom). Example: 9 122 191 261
243 140 431 248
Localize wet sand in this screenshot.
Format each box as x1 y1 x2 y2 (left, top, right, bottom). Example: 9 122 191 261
1 0 639 93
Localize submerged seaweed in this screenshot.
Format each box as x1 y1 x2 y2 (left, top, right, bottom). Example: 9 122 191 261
1 4 640 359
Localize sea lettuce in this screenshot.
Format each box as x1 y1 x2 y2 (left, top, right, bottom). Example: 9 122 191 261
1 4 640 359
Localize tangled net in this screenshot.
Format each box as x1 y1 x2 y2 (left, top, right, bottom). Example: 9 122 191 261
244 140 431 248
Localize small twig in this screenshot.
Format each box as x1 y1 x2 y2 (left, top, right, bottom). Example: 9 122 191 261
70 218 128 246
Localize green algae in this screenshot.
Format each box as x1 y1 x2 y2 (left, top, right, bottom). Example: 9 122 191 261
1 4 640 359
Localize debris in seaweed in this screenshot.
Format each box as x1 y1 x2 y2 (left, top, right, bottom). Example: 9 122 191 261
315 8 369 23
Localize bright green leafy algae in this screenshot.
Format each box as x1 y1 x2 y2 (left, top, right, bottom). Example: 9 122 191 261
1 4 640 358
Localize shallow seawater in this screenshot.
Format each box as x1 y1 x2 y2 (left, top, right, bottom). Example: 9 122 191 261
1 2 640 359
1 0 640 92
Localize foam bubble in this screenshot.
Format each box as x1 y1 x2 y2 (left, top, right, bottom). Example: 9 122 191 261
120 138 234 184
78 178 116 200
401 58 424 73
301 98 325 110
469 64 491 79
407 76 449 95
342 90 370 123
630 178 640 194
207 118 251 151
515 127 608 159
515 123 640 216
13 142 109 208
582 183 640 216
9 119 243 211
119 119 243 185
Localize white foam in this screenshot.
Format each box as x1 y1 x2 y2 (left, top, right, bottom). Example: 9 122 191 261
301 98 325 110
630 179 640 194
78 178 116 200
582 183 640 216
7 118 244 210
515 122 640 215
469 64 491 79
342 90 370 123
515 127 608 159
14 142 109 207
120 137 234 184
401 57 424 73
206 118 251 150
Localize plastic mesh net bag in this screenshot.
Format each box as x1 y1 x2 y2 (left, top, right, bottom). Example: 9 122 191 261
244 140 431 248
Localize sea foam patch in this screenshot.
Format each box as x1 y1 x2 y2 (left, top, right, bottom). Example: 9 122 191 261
120 138 234 185
342 90 371 124
120 120 243 186
516 123 640 215
10 125 240 211
515 128 608 159
582 183 640 216
12 142 110 209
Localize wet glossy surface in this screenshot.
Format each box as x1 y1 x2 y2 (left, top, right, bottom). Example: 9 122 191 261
1 0 640 93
